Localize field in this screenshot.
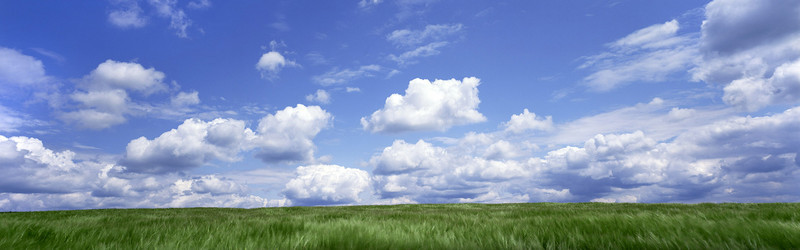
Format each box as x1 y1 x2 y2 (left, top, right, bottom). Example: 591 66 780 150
1 203 799 249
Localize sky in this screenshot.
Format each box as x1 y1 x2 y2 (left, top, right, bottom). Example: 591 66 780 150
0 0 799 211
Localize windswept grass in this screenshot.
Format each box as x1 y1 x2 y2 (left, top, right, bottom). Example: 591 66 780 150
1 203 799 249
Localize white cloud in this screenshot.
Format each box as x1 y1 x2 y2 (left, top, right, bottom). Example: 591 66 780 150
388 41 448 65
305 89 331 104
80 60 167 94
549 98 734 145
692 0 800 110
611 20 680 49
256 51 298 80
312 65 381 86
579 19 698 91
121 118 255 174
0 135 282 211
503 109 553 134
60 60 171 129
0 47 47 87
282 164 370 206
369 139 536 203
148 0 192 38
108 7 147 28
361 77 486 133
171 91 200 107
386 23 462 47
252 104 332 163
346 87 361 93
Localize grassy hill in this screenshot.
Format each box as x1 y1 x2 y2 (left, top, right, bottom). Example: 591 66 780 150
1 203 799 249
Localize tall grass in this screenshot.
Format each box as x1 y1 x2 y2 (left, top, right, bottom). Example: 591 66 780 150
1 203 799 249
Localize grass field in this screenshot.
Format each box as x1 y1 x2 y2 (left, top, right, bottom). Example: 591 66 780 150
1 203 799 249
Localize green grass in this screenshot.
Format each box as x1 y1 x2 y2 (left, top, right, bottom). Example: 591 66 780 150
1 203 799 249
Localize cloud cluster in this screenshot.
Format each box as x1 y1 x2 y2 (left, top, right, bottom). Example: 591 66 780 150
0 135 276 211
58 60 196 129
361 77 486 133
367 106 800 204
121 104 332 173
694 0 800 111
579 0 800 111
283 164 370 206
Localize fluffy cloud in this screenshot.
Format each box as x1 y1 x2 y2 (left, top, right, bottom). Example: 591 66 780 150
580 20 698 91
0 134 280 211
722 59 800 111
369 139 535 204
361 77 486 133
312 65 381 86
305 89 331 104
282 164 370 206
79 60 167 94
120 118 254 174
256 51 298 80
692 0 800 110
252 104 332 163
60 60 171 129
365 104 800 204
120 104 331 173
503 109 553 134
0 47 47 87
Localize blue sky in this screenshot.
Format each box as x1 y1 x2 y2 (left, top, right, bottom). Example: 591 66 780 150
1 0 799 210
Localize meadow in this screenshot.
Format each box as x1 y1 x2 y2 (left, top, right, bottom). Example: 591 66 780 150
1 203 799 249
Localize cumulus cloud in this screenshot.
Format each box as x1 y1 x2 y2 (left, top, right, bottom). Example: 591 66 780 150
580 20 698 91
312 65 381 86
0 47 47 87
60 60 169 129
361 77 486 133
283 164 370 206
252 104 332 163
120 118 254 174
79 59 167 95
119 104 331 173
722 59 800 111
503 109 553 134
692 0 800 110
0 134 287 211
256 50 298 80
369 139 535 203
346 87 361 93
305 89 331 104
